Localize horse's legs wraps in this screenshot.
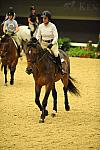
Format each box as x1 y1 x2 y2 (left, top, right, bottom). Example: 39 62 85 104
63 86 70 111
35 85 42 111
4 65 7 84
52 84 57 112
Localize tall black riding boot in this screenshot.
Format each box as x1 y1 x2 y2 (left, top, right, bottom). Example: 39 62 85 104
17 46 22 57
31 31 33 37
55 55 64 75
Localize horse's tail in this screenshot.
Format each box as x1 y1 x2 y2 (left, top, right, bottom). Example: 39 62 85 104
68 76 80 96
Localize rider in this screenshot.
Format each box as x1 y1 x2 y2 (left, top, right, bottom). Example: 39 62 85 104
28 6 39 37
3 11 21 57
2 7 16 25
28 5 39 37
36 10 64 74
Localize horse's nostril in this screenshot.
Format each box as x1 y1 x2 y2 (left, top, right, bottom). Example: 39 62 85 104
1 54 4 58
25 67 33 75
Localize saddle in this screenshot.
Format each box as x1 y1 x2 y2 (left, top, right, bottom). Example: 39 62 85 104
44 48 67 74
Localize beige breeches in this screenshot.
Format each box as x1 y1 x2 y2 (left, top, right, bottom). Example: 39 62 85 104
12 35 21 46
41 40 59 57
29 23 35 32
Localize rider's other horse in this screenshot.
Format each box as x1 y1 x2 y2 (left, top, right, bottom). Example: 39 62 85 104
0 34 19 85
25 37 80 123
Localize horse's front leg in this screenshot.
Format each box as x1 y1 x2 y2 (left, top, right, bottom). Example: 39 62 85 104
51 83 57 117
35 85 42 111
39 85 51 123
4 65 7 86
9 65 16 85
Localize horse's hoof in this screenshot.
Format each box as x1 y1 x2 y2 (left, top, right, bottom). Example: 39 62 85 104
51 110 56 117
10 81 14 85
45 110 48 116
65 105 70 111
4 83 7 86
39 118 44 123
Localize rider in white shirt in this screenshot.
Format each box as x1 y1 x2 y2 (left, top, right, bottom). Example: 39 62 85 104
36 11 64 74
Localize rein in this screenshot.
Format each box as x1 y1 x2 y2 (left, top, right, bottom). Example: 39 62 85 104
32 49 49 71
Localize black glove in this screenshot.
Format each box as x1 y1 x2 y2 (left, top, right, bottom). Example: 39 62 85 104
47 44 53 49
4 30 7 35
11 32 15 36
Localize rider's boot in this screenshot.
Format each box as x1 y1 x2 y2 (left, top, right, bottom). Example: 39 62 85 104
31 31 33 37
17 46 22 57
55 54 65 75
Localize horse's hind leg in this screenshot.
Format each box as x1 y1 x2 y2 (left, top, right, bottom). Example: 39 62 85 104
4 65 7 86
63 86 70 111
51 84 57 117
10 66 16 85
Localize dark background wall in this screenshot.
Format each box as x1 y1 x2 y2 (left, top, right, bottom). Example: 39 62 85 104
0 0 100 43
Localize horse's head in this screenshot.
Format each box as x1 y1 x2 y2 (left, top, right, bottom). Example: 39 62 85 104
25 37 41 74
0 35 9 58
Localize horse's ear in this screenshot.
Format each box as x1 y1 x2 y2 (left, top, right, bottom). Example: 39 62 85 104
2 35 5 38
31 37 37 43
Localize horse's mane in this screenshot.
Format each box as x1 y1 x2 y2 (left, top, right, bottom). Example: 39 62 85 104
27 37 53 58
1 34 11 43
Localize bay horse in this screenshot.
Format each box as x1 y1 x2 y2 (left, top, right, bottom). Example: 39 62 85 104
25 37 80 123
0 34 19 85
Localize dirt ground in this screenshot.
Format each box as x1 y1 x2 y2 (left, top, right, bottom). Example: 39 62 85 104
0 56 100 150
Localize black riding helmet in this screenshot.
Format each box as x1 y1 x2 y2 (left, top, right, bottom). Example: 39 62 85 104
8 11 14 16
41 11 51 20
8 6 14 16
30 5 35 11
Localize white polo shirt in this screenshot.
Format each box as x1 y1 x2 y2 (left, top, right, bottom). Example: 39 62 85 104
36 22 58 45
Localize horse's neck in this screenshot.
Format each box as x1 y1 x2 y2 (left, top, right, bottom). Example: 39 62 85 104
37 47 49 62
6 37 16 53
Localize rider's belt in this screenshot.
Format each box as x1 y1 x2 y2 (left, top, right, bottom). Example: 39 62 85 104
43 39 53 43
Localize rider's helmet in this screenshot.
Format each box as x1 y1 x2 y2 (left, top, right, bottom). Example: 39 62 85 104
41 11 51 20
30 5 35 11
8 11 14 16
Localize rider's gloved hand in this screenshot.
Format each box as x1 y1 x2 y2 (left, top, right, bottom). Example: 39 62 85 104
11 32 15 36
47 43 53 49
4 30 7 35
